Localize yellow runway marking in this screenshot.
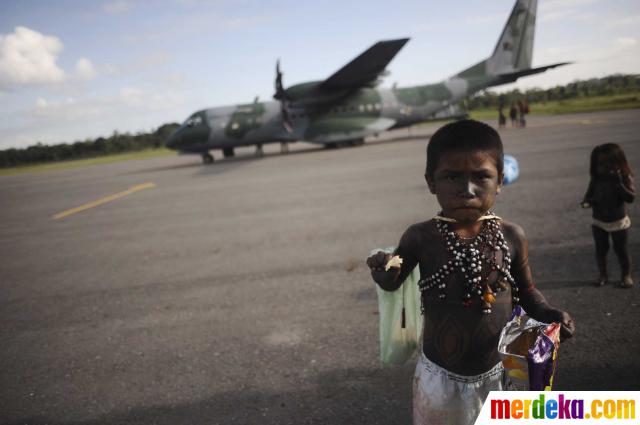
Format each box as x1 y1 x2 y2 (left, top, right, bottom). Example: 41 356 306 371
53 182 156 220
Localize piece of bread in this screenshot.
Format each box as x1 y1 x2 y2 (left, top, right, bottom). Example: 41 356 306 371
385 255 403 271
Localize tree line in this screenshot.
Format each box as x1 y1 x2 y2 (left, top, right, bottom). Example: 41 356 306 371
0 123 179 168
465 73 640 110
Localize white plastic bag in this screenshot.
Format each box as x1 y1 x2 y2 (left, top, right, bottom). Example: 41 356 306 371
372 247 422 365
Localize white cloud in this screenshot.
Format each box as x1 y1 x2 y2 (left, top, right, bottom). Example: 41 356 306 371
0 26 66 90
463 14 504 26
33 96 77 115
75 58 97 80
604 14 640 29
103 0 134 14
119 87 144 106
222 16 272 30
165 72 185 86
540 0 599 22
614 37 638 49
0 88 186 148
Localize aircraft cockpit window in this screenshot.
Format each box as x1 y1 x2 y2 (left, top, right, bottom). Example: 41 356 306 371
185 115 203 127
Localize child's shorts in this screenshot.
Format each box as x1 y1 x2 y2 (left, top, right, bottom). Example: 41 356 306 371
413 352 504 425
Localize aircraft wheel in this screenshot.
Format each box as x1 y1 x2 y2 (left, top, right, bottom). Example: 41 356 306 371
202 153 214 164
223 147 235 158
324 142 338 149
350 139 365 147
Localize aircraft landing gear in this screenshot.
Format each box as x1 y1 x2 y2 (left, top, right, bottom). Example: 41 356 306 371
255 143 264 157
280 142 289 154
202 152 214 164
350 138 365 147
223 147 235 158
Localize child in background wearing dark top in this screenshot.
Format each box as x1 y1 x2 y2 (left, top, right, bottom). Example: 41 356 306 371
367 120 575 425
582 143 636 288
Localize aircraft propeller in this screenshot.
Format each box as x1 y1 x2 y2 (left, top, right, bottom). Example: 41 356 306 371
274 60 293 133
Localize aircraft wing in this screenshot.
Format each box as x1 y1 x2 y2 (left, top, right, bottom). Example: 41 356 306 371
319 39 410 90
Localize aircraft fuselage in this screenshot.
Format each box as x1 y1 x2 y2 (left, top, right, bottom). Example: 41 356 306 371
166 76 491 154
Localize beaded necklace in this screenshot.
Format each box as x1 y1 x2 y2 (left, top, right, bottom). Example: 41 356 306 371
417 212 520 314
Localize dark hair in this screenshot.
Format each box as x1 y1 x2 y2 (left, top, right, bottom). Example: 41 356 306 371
425 119 503 180
589 143 633 177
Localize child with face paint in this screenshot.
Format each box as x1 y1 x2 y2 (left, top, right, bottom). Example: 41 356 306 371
366 119 575 425
582 143 635 288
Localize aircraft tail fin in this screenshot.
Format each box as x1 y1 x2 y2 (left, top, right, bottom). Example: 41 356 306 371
487 0 538 75
454 0 569 84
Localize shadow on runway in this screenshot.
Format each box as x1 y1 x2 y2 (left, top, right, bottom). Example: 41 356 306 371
125 133 433 176
3 366 414 425
124 156 252 178
6 359 639 425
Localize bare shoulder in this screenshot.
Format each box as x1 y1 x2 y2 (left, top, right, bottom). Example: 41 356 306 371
499 220 528 245
408 219 439 237
401 219 440 245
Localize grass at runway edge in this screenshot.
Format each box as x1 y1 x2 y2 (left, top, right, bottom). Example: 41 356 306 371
468 93 640 120
0 148 176 176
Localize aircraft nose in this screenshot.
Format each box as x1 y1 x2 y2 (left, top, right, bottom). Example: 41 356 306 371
166 129 181 150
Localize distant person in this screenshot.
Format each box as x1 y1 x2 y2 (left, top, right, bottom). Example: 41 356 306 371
517 100 526 128
582 143 636 287
367 120 574 425
509 103 518 127
498 95 506 128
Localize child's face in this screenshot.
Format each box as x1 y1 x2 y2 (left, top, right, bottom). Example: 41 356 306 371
426 149 503 223
596 152 618 176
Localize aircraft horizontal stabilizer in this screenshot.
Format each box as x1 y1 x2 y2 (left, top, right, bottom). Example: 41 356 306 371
491 62 571 86
320 38 409 90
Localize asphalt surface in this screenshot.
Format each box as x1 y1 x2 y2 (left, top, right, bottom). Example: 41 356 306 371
2 109 640 425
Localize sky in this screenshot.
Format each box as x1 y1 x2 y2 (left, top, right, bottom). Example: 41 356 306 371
1 0 639 150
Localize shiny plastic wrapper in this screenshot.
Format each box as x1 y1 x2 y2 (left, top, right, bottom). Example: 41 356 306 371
498 306 561 390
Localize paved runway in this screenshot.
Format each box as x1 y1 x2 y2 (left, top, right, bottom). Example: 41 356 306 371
2 109 640 425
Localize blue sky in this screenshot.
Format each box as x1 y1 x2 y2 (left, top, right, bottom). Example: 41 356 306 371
1 0 639 149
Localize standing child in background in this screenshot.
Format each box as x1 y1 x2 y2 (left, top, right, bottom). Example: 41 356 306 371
498 95 506 128
582 143 636 287
517 100 526 128
367 120 575 425
509 103 518 127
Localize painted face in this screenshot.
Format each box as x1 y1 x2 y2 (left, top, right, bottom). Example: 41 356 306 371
426 150 503 223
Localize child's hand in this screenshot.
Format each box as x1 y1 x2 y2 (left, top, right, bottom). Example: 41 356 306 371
580 201 591 209
366 251 393 272
542 309 575 341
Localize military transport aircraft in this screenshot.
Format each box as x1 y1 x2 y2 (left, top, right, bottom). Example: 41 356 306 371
166 0 568 164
